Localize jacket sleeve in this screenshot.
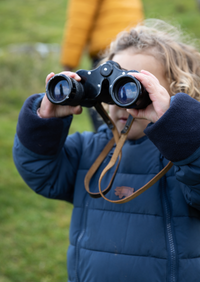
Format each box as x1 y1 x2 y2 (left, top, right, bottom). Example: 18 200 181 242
144 93 200 210
60 0 100 68
13 94 84 203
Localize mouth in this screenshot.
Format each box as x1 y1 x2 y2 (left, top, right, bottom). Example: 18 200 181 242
118 117 128 124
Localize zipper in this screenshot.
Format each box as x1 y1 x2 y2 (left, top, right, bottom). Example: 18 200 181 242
161 159 177 282
75 203 88 282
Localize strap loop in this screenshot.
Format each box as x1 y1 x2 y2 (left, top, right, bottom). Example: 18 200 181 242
84 103 173 204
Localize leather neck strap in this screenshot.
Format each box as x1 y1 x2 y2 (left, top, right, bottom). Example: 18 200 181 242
84 103 173 204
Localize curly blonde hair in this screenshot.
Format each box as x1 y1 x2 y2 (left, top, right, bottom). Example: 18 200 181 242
103 19 200 101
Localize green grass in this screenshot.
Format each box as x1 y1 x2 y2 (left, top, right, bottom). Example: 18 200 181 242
0 0 67 46
0 52 93 282
0 0 200 281
142 0 200 38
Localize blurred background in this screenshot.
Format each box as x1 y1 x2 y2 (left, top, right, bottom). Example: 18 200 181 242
0 0 200 281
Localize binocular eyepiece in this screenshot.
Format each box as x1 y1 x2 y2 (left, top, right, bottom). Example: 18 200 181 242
46 60 151 109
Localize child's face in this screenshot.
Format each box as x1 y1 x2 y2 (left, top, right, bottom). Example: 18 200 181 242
109 50 170 140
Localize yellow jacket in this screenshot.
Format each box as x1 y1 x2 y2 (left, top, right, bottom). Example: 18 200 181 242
60 0 144 68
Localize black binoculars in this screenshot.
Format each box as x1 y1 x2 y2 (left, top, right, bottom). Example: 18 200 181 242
46 60 151 109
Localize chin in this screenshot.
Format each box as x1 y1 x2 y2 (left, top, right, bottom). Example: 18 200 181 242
127 130 145 140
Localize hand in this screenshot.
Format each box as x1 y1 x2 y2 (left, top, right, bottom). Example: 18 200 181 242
39 71 83 118
127 70 171 123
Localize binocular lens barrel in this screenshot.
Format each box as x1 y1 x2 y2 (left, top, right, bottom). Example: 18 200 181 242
53 80 71 102
116 82 138 105
111 76 142 108
46 75 75 105
46 74 85 106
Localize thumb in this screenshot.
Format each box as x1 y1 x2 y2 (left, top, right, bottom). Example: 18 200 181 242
126 108 144 119
70 105 83 115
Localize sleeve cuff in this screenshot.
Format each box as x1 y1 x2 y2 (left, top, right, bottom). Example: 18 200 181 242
17 94 73 155
144 93 200 162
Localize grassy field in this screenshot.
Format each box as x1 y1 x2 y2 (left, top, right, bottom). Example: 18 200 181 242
0 0 200 281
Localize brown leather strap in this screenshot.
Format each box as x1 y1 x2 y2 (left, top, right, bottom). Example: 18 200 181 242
98 160 173 204
84 137 116 198
84 103 173 203
84 103 124 198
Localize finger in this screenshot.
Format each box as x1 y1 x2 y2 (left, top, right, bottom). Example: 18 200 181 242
140 70 160 83
69 105 83 115
127 102 154 120
127 108 146 119
59 71 81 81
128 70 159 84
45 72 55 85
54 105 82 118
128 72 158 97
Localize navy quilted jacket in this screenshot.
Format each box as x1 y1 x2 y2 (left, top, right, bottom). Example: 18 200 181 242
13 93 200 282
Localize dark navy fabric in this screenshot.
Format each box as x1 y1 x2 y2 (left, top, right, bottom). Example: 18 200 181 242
144 93 200 162
17 94 73 155
13 93 200 282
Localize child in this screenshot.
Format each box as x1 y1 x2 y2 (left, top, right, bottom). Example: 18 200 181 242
13 19 200 282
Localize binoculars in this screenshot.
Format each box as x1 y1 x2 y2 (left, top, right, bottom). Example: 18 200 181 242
46 60 151 109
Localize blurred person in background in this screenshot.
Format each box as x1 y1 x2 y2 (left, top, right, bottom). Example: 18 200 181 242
60 0 144 131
